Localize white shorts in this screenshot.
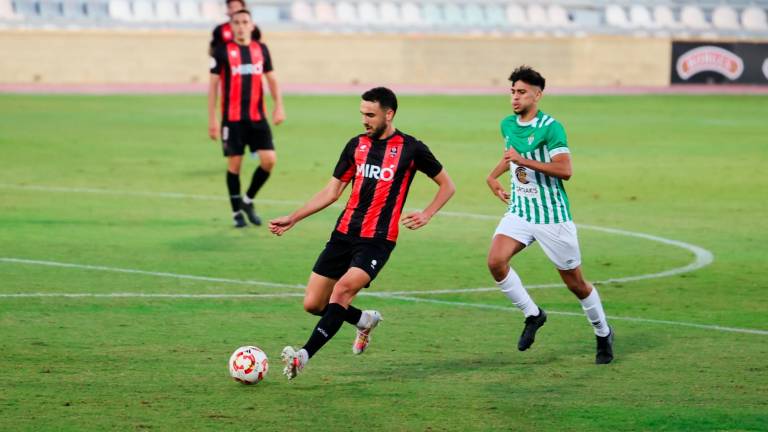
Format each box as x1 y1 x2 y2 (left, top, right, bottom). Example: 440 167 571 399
493 212 582 270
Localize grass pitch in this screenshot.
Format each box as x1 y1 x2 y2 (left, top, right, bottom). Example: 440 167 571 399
0 93 766 431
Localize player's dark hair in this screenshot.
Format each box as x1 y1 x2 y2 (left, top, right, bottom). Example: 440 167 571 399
226 0 245 6
361 87 398 113
509 66 546 90
231 8 251 18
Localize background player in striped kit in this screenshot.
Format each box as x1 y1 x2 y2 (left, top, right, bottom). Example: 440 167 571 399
209 0 262 56
208 9 285 227
485 66 614 364
269 87 455 380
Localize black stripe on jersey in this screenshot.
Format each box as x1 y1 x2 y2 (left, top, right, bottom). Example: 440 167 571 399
375 159 411 236
221 58 231 123
239 45 253 122
344 141 384 237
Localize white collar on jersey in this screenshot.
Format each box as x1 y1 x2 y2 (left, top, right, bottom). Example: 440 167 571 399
516 114 539 127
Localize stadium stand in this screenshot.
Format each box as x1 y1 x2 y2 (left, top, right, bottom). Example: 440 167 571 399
1 0 767 38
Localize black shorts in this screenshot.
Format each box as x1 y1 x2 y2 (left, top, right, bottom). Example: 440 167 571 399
312 231 396 284
221 121 274 156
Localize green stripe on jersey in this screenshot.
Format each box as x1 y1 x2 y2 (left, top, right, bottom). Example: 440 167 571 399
501 110 572 224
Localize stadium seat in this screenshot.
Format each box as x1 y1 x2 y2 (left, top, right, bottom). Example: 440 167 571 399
400 2 422 26
290 0 313 23
505 3 526 26
443 3 464 26
548 4 570 27
85 0 110 20
485 4 506 27
178 0 200 21
464 3 486 28
357 2 377 24
653 4 679 29
527 4 549 27
335 1 357 24
132 0 155 21
314 1 336 24
155 0 177 21
680 5 710 30
380 2 400 25
108 0 132 20
422 3 443 26
38 0 64 19
200 0 224 22
629 4 657 28
742 6 768 31
712 5 740 30
0 0 19 19
605 4 631 28
62 1 89 20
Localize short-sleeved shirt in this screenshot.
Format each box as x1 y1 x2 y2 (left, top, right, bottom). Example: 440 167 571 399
210 41 273 123
500 110 572 224
209 22 261 55
332 130 443 243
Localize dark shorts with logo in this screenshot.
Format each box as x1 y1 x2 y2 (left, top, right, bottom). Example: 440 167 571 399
312 231 396 284
221 120 274 156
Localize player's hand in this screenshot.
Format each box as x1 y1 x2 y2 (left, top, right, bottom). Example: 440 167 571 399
494 188 510 204
486 178 510 204
272 106 286 125
504 147 523 165
208 121 220 140
268 215 295 236
401 211 431 230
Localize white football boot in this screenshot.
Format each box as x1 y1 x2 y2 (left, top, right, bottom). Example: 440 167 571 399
352 310 382 355
280 346 307 380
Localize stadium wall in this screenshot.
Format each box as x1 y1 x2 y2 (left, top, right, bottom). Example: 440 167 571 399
0 30 671 88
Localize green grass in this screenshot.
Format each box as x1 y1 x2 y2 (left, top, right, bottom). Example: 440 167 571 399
0 93 767 431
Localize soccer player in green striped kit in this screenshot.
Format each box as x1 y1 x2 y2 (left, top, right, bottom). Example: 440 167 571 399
486 66 614 364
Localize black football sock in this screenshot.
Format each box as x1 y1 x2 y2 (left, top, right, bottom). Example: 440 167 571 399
310 304 363 326
226 171 242 213
246 167 271 199
302 303 347 358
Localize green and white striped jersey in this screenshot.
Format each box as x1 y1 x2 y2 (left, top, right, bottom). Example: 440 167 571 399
500 110 572 224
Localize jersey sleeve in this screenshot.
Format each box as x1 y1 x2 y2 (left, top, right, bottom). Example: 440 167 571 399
414 140 444 178
332 138 357 182
210 45 225 75
546 121 569 158
261 43 273 73
209 26 223 56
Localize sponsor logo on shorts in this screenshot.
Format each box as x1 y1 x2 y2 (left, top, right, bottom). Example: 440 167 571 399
371 259 377 269
676 46 744 80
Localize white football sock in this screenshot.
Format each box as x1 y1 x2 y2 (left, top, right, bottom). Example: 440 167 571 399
580 285 610 337
242 195 253 205
497 267 539 317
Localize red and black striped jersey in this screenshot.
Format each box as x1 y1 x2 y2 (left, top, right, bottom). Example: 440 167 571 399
210 41 273 123
209 22 261 55
332 130 443 243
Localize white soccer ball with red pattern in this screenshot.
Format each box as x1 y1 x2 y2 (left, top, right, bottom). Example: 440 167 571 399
228 346 269 384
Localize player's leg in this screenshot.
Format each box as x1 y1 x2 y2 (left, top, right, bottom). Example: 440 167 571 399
242 124 275 225
302 271 367 325
537 221 613 363
222 123 247 227
489 214 546 351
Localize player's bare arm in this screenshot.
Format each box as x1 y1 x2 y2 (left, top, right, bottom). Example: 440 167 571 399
486 156 511 204
401 169 455 230
505 148 573 180
264 71 285 125
207 73 221 140
269 177 349 235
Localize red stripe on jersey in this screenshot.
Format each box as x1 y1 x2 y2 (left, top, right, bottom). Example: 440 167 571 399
359 135 405 238
222 23 233 43
337 136 372 234
248 43 264 122
386 161 415 242
227 43 242 122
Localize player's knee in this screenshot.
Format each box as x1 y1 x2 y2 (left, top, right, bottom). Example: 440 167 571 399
487 254 508 275
332 281 357 303
303 299 324 315
260 154 276 171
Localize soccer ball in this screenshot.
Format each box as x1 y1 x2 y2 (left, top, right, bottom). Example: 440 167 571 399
228 346 269 385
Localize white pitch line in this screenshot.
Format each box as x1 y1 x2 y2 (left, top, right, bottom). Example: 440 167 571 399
0 183 715 294
383 295 768 336
0 292 305 299
0 257 306 291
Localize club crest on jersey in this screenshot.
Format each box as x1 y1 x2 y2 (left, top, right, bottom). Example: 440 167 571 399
357 163 394 182
515 166 529 184
359 144 367 151
528 134 535 145
230 50 238 57
389 147 398 157
223 30 232 39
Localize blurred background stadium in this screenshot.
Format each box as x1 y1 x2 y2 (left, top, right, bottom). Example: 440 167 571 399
1 0 767 91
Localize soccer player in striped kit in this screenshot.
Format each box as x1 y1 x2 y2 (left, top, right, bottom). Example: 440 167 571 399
208 9 284 227
486 66 614 364
209 0 262 55
269 87 456 380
